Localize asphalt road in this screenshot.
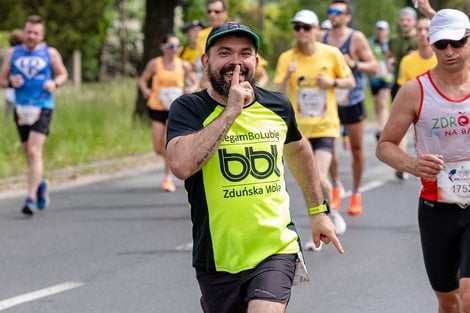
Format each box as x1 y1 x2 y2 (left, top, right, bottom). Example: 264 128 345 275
0 126 437 313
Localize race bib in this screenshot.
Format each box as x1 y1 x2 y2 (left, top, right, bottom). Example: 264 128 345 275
437 161 470 208
15 105 41 126
293 252 311 286
297 88 326 117
335 88 350 107
160 87 183 110
377 60 389 79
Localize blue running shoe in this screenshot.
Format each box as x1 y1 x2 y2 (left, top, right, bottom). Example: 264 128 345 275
36 180 49 210
22 197 36 216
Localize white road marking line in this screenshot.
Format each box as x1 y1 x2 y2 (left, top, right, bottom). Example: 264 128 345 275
0 281 84 311
342 179 389 199
174 241 193 251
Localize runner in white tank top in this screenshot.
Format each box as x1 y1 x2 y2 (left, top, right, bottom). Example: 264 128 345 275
377 9 470 313
415 71 470 207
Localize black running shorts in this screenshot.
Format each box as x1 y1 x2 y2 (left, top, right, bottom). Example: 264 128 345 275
308 137 335 154
369 80 392 96
418 198 470 292
148 108 169 123
14 108 53 143
196 254 297 313
338 101 366 125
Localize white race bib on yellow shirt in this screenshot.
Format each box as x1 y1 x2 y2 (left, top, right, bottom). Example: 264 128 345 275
297 88 326 117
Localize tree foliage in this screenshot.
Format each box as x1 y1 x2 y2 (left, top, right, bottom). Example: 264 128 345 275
0 0 113 81
2 0 467 83
180 0 467 69
100 0 145 78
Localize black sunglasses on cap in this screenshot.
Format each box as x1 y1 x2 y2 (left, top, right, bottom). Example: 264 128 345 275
433 36 469 50
294 24 313 32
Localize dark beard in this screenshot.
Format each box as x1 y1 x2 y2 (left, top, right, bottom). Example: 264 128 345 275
208 63 256 97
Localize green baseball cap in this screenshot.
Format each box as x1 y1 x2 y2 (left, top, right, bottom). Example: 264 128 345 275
205 22 260 52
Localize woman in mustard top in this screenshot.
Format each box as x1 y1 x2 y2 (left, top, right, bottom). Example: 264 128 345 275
139 34 198 192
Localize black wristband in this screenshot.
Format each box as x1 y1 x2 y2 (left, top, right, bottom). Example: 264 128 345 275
8 80 13 88
54 81 59 88
333 80 338 88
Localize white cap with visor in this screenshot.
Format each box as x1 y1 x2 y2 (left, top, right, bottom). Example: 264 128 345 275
291 10 319 27
429 9 470 45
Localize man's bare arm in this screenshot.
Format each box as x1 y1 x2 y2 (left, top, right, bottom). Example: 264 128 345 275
376 80 420 174
276 62 296 94
138 59 156 99
284 137 344 253
167 108 237 180
352 32 379 75
377 78 444 178
49 47 68 86
0 48 13 88
416 0 436 18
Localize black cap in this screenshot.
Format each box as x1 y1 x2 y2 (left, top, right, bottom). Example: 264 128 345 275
183 20 205 32
205 22 260 52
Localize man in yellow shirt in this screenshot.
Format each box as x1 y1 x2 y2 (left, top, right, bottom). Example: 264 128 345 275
196 0 228 57
274 9 355 249
180 20 204 65
397 17 437 86
196 0 228 88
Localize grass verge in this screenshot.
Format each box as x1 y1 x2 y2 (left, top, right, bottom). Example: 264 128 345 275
0 78 152 178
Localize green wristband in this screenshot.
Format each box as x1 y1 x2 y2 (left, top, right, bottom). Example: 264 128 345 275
308 204 328 215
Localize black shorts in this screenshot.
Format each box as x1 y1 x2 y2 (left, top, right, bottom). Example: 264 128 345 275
338 101 366 125
391 83 400 100
148 108 169 123
418 198 470 292
369 80 392 95
308 137 335 154
14 108 53 142
196 254 297 313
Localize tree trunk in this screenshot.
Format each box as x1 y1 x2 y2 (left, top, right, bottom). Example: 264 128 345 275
134 0 178 118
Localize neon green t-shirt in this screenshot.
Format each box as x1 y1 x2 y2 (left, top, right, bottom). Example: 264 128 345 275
167 88 302 273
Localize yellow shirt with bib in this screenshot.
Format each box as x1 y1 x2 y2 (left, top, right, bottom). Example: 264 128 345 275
274 43 351 138
148 57 184 111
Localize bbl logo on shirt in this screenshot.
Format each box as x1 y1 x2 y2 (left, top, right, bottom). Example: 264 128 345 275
218 145 281 182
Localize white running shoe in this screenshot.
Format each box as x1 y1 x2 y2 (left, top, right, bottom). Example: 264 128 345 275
304 240 323 251
330 210 347 235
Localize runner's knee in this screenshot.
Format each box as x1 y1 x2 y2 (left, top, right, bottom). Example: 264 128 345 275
436 292 460 313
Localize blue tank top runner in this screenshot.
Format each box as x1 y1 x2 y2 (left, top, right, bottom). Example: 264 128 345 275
10 44 54 109
323 31 366 106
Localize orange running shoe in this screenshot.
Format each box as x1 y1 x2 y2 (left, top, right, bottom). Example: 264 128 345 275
162 177 176 192
348 193 363 216
331 185 344 211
